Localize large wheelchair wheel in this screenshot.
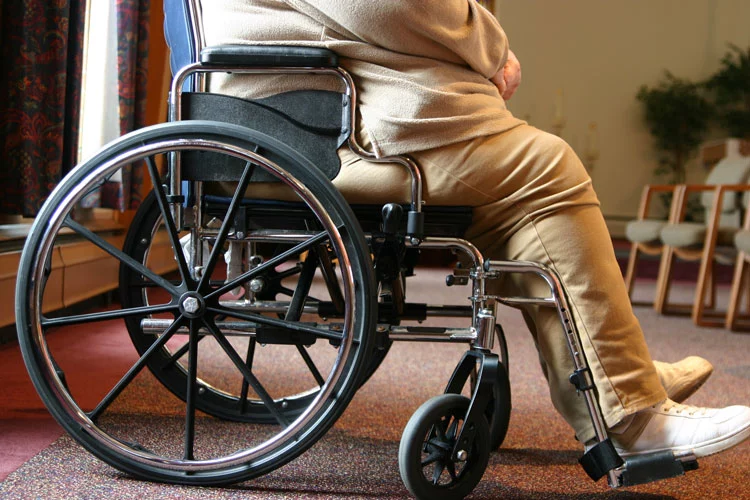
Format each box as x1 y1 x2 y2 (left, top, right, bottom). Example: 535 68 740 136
15 121 376 485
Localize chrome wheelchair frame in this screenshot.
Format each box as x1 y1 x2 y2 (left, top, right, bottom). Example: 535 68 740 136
14 1 699 498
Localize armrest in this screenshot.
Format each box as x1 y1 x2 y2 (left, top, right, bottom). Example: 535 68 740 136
200 44 339 68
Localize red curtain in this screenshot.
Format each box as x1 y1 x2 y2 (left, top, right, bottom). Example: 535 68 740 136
0 0 85 217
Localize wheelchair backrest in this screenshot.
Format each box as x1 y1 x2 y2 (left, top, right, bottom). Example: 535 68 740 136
163 0 203 89
162 0 347 181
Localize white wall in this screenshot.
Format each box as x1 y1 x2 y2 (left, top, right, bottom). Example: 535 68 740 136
494 0 750 235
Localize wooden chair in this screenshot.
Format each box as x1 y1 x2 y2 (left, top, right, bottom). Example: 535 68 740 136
623 184 685 305
725 191 750 332
624 158 750 304
688 183 750 326
653 157 750 325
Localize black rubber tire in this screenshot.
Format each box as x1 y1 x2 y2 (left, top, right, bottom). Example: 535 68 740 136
486 360 512 451
399 394 490 500
487 325 512 450
16 120 377 485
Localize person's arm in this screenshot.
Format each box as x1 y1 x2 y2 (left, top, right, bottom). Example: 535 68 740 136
283 0 509 78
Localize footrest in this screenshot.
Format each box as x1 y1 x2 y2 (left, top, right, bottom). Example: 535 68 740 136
617 450 699 487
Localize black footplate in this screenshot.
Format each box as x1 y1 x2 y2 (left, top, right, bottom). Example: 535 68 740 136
581 440 698 487
617 450 699 487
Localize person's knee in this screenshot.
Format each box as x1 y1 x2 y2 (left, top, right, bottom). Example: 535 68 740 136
529 129 583 174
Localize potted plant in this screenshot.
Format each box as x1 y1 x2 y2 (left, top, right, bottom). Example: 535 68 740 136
637 72 714 185
705 44 750 139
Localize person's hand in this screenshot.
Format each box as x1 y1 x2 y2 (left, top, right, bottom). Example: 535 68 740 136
490 49 522 100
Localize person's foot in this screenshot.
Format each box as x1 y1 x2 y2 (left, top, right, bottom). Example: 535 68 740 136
654 356 713 403
611 399 750 458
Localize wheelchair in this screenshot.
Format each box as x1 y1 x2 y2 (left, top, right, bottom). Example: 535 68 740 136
14 1 700 498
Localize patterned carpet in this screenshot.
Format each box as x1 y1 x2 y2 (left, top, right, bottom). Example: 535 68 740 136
1 276 748 499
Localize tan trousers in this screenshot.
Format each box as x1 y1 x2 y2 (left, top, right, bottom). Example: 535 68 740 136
334 124 667 442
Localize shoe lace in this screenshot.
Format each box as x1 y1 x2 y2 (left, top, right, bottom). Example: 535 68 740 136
661 400 709 416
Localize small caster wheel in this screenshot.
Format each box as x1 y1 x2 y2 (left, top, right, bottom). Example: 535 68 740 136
399 394 490 499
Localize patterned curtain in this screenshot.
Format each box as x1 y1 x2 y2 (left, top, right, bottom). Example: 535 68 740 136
0 0 86 217
100 0 150 210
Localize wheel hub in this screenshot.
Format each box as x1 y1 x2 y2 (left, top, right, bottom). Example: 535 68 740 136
179 292 205 318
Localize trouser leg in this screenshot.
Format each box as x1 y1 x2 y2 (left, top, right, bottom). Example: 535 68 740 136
487 205 665 441
336 124 666 442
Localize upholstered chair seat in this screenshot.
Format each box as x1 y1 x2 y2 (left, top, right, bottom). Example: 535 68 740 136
660 222 739 250
625 219 666 245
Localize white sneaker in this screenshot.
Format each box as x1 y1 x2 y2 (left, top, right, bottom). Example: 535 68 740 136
654 356 713 403
612 399 750 458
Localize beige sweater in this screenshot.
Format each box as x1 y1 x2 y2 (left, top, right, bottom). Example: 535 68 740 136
202 0 524 157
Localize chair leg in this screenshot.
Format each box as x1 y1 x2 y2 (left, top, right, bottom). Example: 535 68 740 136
654 247 675 313
726 253 748 331
624 243 640 299
708 261 716 310
693 260 721 326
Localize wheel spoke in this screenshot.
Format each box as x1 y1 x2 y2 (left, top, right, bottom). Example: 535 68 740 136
239 337 257 414
144 154 192 285
434 419 448 443
63 217 180 296
125 278 182 288
431 462 446 485
202 317 290 428
273 264 303 280
286 251 325 386
207 305 344 343
421 449 443 467
296 346 325 387
446 417 459 440
197 161 255 292
88 314 185 420
207 230 332 300
184 319 200 460
316 245 345 313
160 335 208 370
42 303 177 328
447 461 458 481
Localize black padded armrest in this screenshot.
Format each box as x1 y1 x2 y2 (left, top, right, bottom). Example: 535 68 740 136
200 45 339 68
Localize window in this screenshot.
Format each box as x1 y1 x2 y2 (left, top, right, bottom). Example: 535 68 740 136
78 0 121 164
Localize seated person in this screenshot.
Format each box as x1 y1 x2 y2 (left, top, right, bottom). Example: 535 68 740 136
202 0 750 458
